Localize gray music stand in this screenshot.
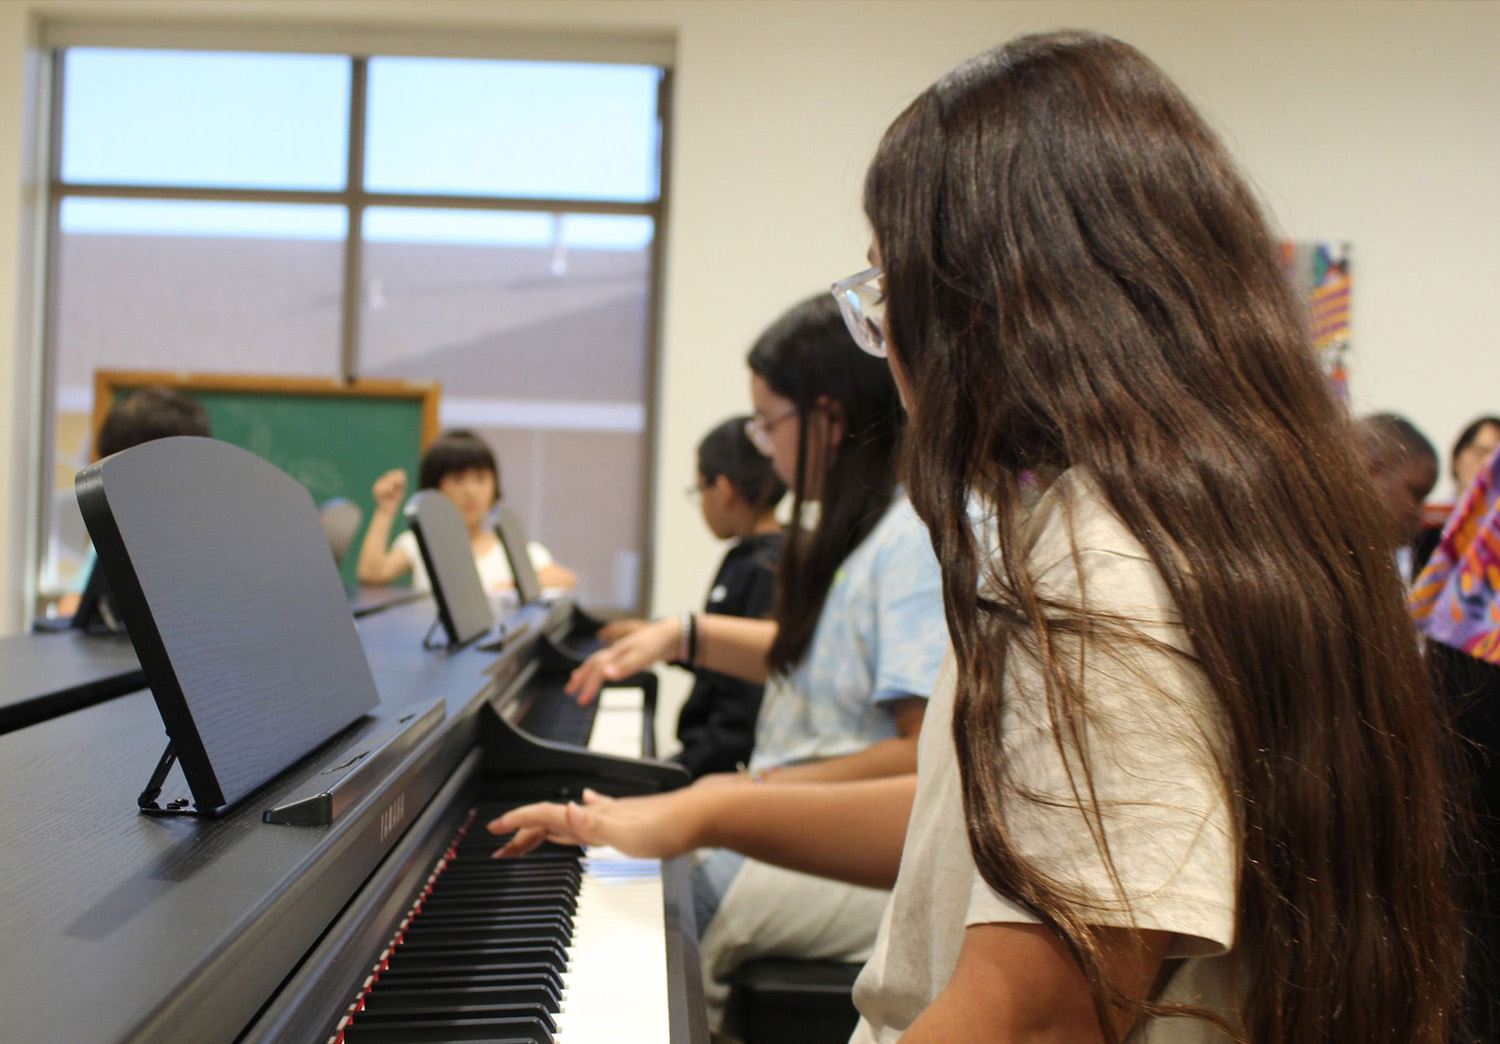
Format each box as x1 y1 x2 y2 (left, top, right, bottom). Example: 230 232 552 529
404 490 495 649
76 436 382 816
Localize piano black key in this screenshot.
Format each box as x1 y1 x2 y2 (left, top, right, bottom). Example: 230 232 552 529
392 933 571 958
433 866 581 885
342 1020 552 1044
358 995 556 1021
440 850 581 866
344 1039 538 1044
373 965 560 987
401 914 572 940
439 859 571 870
428 873 580 893
411 904 575 926
342 1014 552 1043
382 946 569 978
426 866 576 880
419 883 577 901
362 981 559 1010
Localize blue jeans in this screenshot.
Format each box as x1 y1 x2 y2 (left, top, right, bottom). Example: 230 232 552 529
691 847 746 938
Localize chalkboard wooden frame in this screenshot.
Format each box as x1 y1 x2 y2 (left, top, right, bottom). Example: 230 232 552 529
93 372 441 586
92 371 440 449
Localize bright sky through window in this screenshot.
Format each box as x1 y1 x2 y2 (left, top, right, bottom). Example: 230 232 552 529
365 58 660 202
61 49 351 189
59 49 661 249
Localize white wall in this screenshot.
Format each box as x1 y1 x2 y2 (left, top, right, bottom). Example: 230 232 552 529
1 0 1497 635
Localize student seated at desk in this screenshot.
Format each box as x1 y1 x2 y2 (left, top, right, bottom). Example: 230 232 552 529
1355 412 1438 584
356 429 576 596
564 295 946 1033
58 385 212 618
602 414 787 779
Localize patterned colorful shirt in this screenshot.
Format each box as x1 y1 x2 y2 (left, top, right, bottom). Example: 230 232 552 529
1411 444 1500 664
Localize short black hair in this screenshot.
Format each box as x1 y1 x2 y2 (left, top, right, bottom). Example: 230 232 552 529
96 386 211 460
697 415 786 513
1451 414 1500 470
1359 412 1437 467
419 429 501 501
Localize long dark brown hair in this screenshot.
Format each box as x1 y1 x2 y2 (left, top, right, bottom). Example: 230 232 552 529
747 296 903 671
865 30 1460 1043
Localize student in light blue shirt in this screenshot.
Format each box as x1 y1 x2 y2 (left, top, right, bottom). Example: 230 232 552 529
561 294 946 1030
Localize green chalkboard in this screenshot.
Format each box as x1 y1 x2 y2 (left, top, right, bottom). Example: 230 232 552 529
95 372 440 587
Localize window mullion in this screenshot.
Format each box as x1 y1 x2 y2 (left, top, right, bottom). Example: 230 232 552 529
340 56 369 383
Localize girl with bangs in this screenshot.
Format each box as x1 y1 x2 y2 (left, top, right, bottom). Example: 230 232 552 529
492 31 1460 1044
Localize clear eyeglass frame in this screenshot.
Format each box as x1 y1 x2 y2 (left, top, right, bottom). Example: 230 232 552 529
744 405 798 455
831 265 887 358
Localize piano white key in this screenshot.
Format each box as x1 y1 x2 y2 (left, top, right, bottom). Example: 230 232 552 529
554 846 670 1043
588 686 646 759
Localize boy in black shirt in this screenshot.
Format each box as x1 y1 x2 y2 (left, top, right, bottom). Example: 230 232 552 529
603 416 785 776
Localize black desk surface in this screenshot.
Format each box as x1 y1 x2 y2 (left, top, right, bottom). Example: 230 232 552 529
0 605 521 1044
0 630 144 734
0 587 426 740
348 583 426 618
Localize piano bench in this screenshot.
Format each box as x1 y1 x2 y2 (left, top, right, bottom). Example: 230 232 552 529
729 958 863 1044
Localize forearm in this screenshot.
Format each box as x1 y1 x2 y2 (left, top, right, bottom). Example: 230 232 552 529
491 774 913 888
567 614 776 705
694 614 777 683
701 775 914 890
897 923 1170 1044
355 507 403 584
537 562 577 589
769 733 919 784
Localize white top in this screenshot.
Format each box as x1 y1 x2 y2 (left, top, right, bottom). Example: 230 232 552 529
851 472 1240 1043
391 528 553 595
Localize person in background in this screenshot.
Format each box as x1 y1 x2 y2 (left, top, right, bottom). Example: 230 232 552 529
604 415 786 779
1415 414 1500 573
564 295 946 1033
356 428 576 595
1452 415 1500 498
96 385 212 460
1356 412 1438 582
492 30 1460 1044
1410 440 1500 1040
57 385 212 617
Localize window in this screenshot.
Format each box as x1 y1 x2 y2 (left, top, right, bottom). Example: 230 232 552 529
42 46 667 614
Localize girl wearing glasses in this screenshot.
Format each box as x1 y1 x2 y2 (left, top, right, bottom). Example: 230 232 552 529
494 30 1458 1044
567 294 947 1029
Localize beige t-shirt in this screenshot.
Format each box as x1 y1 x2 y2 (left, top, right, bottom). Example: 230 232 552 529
851 472 1240 1043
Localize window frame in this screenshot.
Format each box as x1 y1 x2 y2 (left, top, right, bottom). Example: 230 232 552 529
34 43 673 618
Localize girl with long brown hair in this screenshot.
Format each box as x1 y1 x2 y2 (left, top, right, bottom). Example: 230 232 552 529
493 30 1461 1043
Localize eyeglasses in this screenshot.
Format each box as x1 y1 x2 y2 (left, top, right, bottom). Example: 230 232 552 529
744 405 798 455
831 266 887 358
